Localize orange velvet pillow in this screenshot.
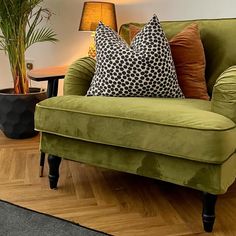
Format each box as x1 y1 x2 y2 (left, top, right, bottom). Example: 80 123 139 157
129 23 209 100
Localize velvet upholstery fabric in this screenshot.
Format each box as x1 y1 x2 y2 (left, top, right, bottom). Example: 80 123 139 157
211 66 236 123
120 18 236 96
35 18 236 195
63 57 96 96
35 96 236 164
129 24 141 42
40 133 236 195
169 24 209 100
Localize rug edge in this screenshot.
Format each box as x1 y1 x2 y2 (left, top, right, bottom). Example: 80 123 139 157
0 199 112 236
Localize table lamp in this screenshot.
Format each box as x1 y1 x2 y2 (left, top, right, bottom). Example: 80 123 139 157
79 1 117 58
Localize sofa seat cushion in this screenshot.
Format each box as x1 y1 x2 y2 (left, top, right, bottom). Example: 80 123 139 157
35 96 236 164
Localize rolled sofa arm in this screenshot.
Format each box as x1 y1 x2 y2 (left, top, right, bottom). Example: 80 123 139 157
211 66 236 123
64 57 96 96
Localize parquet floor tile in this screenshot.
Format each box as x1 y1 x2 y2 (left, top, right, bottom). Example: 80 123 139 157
0 131 236 235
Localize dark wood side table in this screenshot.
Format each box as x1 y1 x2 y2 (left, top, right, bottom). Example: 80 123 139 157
28 66 68 177
28 66 68 97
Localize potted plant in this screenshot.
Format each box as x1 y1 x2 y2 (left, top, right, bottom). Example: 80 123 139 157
0 0 57 139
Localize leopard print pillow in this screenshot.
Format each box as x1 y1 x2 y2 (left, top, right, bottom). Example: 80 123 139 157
87 15 184 98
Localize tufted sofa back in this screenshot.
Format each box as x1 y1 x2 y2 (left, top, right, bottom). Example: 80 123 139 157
119 18 236 95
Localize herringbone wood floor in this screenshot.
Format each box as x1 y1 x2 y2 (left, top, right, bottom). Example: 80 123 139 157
1 131 236 236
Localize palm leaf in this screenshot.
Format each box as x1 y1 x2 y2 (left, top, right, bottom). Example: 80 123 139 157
26 27 58 49
26 7 43 45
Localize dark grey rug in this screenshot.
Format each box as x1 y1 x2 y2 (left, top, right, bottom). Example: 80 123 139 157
0 200 110 236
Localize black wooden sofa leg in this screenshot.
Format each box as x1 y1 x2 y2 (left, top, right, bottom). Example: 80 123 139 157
48 155 61 189
202 192 217 232
39 152 46 177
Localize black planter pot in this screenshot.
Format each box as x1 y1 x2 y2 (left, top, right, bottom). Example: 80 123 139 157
0 88 47 139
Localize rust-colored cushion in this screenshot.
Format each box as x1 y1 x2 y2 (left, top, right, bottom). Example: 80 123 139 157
129 23 210 100
129 24 141 43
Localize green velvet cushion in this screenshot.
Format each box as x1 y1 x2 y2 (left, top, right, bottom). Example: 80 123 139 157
35 96 236 164
63 57 96 96
211 66 236 123
120 18 236 95
40 132 236 194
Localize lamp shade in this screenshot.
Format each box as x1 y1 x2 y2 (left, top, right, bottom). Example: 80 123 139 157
79 2 117 32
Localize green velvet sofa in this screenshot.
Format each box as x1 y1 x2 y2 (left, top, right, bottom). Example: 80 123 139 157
35 18 236 232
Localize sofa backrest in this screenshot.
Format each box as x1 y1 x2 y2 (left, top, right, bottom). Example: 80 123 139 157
119 18 236 95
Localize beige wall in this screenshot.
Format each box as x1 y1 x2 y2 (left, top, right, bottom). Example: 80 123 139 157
0 0 235 92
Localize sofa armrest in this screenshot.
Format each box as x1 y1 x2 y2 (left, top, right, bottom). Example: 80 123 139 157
63 57 96 96
211 66 236 123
